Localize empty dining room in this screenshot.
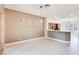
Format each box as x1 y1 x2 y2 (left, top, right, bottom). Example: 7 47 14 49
0 4 79 55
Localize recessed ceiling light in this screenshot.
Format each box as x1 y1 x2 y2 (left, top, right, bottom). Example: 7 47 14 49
70 13 75 17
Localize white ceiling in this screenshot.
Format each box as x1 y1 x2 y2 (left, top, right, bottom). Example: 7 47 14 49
4 4 79 18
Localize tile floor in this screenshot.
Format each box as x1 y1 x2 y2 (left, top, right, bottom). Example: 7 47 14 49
4 38 79 55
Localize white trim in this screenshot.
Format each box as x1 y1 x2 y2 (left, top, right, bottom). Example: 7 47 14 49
5 37 44 47
47 37 70 43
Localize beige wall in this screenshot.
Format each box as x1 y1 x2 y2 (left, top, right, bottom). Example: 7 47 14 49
5 8 44 43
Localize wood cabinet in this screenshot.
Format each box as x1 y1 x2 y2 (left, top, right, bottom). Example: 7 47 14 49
48 23 60 30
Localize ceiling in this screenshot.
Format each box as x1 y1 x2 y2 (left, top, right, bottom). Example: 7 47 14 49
4 4 79 19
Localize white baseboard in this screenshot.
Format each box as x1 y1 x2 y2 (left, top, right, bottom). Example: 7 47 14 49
5 37 44 47
47 37 70 43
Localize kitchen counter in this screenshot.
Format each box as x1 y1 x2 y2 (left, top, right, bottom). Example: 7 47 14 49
48 30 71 41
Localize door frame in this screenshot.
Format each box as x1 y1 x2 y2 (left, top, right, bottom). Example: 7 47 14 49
0 5 5 55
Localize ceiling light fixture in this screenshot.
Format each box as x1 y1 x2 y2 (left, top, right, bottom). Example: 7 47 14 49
40 4 50 17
